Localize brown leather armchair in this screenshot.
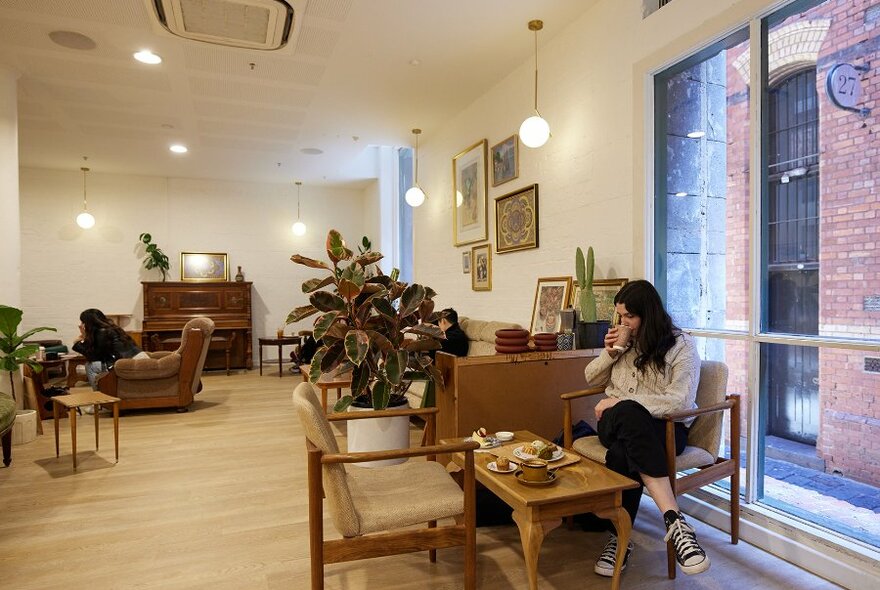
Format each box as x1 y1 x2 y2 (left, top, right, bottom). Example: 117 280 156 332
99 317 215 411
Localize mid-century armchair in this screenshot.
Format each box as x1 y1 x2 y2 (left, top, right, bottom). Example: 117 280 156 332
562 360 740 579
293 382 478 590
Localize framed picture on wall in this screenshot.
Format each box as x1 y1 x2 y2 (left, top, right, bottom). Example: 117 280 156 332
568 278 629 323
495 183 538 253
530 276 573 334
491 134 519 186
180 252 228 282
471 244 491 291
453 139 488 246
462 250 471 274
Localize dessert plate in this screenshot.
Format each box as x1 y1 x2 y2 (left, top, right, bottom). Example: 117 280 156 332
487 460 518 474
513 445 565 462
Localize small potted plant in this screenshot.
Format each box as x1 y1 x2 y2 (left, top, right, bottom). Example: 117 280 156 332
574 246 611 348
138 233 170 281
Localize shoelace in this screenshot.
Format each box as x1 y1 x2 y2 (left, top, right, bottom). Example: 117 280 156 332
663 519 704 561
598 537 619 564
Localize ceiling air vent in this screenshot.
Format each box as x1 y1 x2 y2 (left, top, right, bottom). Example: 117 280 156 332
152 0 294 50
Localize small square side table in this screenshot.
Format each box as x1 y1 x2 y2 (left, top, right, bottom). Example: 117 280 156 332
52 391 121 470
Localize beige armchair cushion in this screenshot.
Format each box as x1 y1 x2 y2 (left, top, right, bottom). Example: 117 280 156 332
113 353 181 380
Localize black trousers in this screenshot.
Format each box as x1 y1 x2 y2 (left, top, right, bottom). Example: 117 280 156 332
597 399 688 529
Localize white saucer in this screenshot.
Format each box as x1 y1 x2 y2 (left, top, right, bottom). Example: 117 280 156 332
513 445 565 462
487 460 518 473
495 431 515 442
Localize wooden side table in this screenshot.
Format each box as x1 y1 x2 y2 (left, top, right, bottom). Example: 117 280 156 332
52 392 121 470
305 367 352 412
258 336 301 377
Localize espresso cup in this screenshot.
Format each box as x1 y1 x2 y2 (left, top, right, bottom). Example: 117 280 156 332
520 458 549 482
612 325 632 351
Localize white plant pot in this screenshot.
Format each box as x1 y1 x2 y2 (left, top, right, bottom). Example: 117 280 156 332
12 409 37 445
347 402 410 468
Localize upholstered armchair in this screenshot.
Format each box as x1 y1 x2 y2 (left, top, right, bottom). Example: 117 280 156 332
293 382 478 590
562 360 740 579
99 317 215 411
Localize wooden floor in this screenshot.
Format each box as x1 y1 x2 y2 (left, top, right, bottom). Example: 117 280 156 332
0 371 842 590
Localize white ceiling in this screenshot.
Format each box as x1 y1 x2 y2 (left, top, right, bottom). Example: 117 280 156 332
0 0 597 189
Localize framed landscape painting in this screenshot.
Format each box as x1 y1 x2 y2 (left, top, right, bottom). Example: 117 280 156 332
181 252 228 282
453 139 488 246
491 134 519 186
471 244 491 291
568 278 629 323
530 276 573 335
495 183 538 253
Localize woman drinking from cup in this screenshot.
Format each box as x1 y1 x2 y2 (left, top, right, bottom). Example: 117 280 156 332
583 280 709 577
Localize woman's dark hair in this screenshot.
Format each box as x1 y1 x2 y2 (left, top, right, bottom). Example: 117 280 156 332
613 280 679 374
80 308 131 347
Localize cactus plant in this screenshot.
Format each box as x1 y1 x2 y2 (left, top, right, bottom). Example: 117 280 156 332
575 246 597 322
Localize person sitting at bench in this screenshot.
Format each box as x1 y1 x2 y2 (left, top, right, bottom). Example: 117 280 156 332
72 308 147 390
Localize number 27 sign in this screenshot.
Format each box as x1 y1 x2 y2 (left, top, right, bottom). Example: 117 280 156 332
826 63 863 110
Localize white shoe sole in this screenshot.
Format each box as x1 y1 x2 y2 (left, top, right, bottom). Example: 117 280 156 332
679 556 710 575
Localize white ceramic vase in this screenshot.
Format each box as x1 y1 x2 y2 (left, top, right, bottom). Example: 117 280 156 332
347 401 410 468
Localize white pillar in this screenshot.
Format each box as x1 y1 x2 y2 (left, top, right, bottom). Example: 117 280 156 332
0 66 21 401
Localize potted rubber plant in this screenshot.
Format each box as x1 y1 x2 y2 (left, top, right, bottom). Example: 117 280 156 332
138 232 170 281
0 305 57 403
574 246 610 348
287 229 444 412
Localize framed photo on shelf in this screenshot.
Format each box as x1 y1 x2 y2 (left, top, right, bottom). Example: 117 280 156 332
568 278 629 323
462 250 471 274
530 276 573 334
453 139 488 246
471 244 491 291
491 134 519 186
495 183 538 253
180 252 228 282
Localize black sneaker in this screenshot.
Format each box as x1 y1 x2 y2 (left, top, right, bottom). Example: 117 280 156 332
594 534 633 577
663 513 710 575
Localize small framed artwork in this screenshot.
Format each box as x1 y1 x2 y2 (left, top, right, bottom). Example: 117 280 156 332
453 139 488 246
495 183 538 253
568 278 629 323
471 244 491 291
180 252 229 282
462 251 471 274
530 276 573 334
491 134 519 186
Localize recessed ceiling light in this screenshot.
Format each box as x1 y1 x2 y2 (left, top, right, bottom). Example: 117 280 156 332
675 192 688 197
169 144 188 154
409 59 421 66
687 130 705 139
49 31 96 50
161 123 174 129
134 50 162 65
301 148 323 155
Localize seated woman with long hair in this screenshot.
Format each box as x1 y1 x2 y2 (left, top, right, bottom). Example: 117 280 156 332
584 280 710 577
72 308 146 390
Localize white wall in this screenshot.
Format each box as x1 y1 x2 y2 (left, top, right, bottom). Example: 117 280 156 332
411 0 762 327
18 167 366 352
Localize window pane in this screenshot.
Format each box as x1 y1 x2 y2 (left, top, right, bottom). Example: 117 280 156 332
656 32 750 332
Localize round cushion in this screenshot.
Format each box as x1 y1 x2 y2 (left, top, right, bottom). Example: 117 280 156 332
494 337 529 346
494 344 531 354
495 328 529 338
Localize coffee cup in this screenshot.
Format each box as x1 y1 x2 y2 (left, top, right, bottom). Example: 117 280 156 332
276 328 285 339
612 325 632 351
520 458 549 482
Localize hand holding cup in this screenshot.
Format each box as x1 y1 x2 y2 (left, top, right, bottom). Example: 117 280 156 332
612 325 632 351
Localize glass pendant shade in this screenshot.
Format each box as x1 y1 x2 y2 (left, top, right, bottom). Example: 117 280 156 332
520 20 549 148
407 128 425 207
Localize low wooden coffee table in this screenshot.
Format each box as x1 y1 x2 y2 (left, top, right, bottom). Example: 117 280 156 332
52 391 121 470
447 430 638 590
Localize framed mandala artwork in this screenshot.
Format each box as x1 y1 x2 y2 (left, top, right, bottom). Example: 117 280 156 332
494 183 538 253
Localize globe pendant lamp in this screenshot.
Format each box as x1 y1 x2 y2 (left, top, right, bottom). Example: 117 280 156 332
291 181 307 236
76 157 96 229
519 20 550 148
404 128 426 207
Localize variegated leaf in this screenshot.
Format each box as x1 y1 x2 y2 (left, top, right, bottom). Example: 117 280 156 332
301 276 335 293
290 254 330 270
344 330 369 365
399 284 425 318
385 350 408 385
350 364 370 398
310 291 346 312
372 297 396 320
405 323 444 339
354 251 384 267
371 380 391 410
286 305 318 324
321 341 346 372
326 230 353 264
308 348 327 383
313 311 341 341
401 338 441 352
333 395 353 412
364 330 393 353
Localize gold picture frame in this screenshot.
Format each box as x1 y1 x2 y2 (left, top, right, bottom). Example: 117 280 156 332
491 134 519 186
568 278 629 323
453 139 488 246
495 183 538 253
530 277 573 335
180 252 229 282
471 244 491 291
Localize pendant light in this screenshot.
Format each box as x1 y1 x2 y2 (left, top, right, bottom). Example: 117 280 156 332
291 181 307 236
76 156 96 229
405 128 426 207
519 19 550 148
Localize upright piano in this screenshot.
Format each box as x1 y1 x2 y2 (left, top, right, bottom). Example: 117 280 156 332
142 281 253 371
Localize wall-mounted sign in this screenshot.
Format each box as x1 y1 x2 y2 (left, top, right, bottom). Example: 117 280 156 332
826 63 863 110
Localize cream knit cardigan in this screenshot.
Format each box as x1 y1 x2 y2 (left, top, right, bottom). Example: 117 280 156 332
583 332 701 426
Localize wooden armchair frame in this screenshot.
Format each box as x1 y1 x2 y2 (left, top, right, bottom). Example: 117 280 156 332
562 375 740 579
305 404 479 590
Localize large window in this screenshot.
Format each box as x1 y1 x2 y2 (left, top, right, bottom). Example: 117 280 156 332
655 0 880 551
